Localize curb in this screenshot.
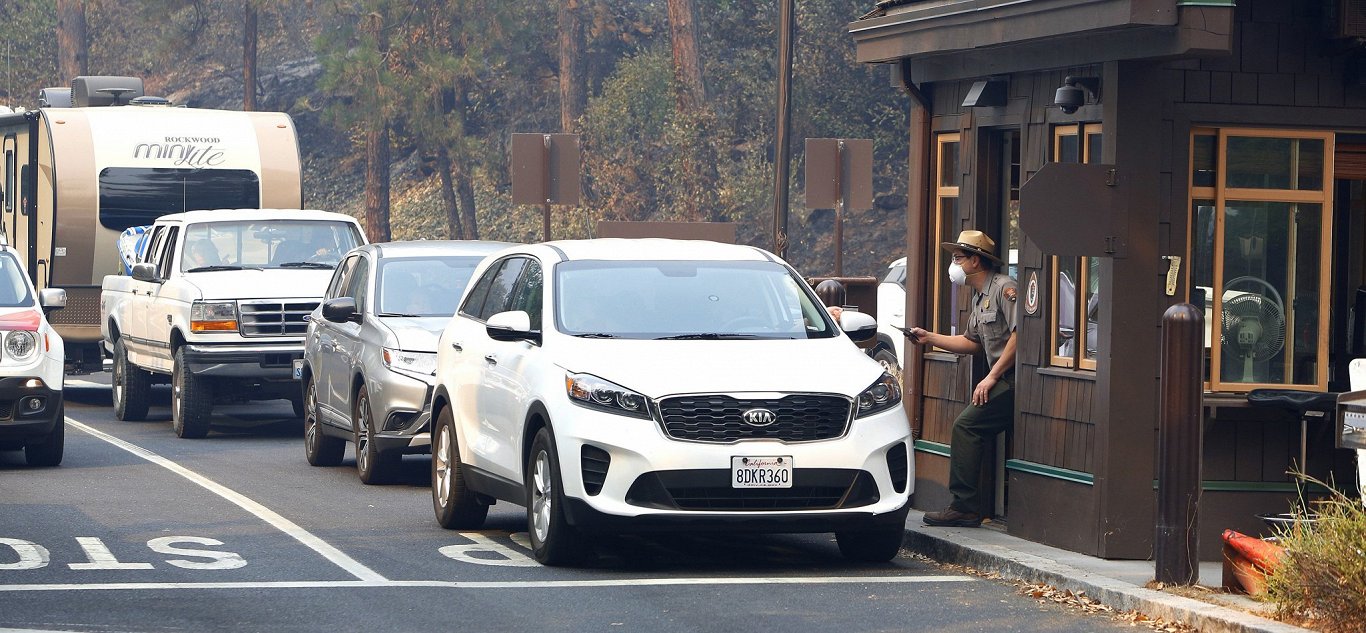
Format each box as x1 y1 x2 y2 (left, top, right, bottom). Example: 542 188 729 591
901 526 1314 633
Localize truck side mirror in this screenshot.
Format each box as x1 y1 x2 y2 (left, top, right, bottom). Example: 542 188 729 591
131 262 159 283
322 297 361 324
38 288 67 312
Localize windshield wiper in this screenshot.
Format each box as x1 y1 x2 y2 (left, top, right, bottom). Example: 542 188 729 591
573 333 618 339
277 261 335 269
377 312 423 318
186 265 258 273
654 333 763 340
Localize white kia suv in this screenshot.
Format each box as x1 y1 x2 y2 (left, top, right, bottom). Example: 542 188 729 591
429 239 911 565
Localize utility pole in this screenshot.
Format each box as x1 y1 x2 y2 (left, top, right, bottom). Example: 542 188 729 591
771 0 795 259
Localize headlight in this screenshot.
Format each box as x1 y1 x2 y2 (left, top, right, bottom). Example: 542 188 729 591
382 347 437 378
190 301 238 332
565 373 651 419
4 330 38 361
855 372 902 418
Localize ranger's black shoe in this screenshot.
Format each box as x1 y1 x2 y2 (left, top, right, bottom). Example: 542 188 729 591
923 507 983 527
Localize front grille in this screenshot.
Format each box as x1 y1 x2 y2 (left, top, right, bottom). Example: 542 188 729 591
626 469 878 511
0 399 14 421
238 301 318 337
657 394 851 443
581 445 611 496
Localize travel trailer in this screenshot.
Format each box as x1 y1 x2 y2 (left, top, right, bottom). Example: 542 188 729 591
0 76 302 371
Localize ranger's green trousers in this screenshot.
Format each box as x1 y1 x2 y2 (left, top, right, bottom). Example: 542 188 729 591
948 373 1015 515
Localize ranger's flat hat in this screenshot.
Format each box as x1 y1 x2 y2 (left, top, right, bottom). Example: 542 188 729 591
941 229 1003 264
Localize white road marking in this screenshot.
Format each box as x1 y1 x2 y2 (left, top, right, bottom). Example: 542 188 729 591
64 378 109 389
0 575 974 592
64 418 387 583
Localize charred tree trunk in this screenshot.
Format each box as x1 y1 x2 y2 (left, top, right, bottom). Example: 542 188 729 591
436 146 464 239
243 2 258 111
364 123 392 242
56 0 88 86
557 0 586 132
454 162 479 241
666 0 706 112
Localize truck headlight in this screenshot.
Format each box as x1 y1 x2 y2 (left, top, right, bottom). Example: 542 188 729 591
382 347 437 378
191 301 238 332
855 372 902 418
4 330 38 361
565 373 651 419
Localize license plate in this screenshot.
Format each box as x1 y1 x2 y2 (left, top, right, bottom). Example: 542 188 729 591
731 456 793 489
292 359 304 380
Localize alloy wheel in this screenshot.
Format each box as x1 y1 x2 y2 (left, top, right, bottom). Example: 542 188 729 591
356 393 371 474
531 450 553 543
434 425 452 508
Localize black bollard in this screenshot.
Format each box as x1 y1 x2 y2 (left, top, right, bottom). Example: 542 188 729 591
1156 303 1204 585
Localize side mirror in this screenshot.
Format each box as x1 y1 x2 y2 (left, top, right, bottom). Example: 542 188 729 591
39 288 67 311
840 310 878 343
131 262 159 283
321 297 361 324
487 310 540 344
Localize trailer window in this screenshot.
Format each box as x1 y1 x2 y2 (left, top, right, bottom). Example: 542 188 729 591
98 168 260 231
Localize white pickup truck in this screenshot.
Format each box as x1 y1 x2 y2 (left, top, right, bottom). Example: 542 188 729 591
100 209 366 438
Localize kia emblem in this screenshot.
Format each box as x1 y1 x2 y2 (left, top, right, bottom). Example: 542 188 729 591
742 408 777 427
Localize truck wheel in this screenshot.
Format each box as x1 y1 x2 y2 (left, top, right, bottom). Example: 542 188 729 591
112 339 151 421
172 348 213 439
354 384 399 484
303 377 344 466
24 403 64 467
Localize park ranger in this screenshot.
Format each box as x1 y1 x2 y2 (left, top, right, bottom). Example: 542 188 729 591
905 229 1018 528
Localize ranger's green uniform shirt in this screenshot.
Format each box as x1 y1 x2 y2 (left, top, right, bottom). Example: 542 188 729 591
964 272 1018 370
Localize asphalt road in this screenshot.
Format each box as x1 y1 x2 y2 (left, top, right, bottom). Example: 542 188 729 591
1 376 1137 633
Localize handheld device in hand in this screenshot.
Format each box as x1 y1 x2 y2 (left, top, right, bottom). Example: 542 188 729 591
894 324 922 341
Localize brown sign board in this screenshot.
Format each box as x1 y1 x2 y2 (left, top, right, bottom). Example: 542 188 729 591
511 133 581 205
1019 162 1127 258
595 221 737 243
805 138 873 210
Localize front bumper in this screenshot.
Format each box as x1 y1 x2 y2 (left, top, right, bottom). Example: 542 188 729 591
0 377 63 442
369 370 434 454
182 343 303 378
550 403 913 533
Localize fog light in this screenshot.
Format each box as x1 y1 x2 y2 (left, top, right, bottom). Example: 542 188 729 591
22 397 44 412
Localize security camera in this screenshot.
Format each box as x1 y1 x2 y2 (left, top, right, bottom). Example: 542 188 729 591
1053 76 1099 115
1054 84 1085 114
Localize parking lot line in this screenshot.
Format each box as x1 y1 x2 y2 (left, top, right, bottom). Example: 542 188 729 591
65 418 388 583
0 575 975 592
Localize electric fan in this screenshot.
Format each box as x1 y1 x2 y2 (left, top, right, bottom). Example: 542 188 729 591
1220 276 1286 383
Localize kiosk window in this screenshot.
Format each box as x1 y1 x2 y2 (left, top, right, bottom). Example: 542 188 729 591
932 133 962 337
1050 124 1105 371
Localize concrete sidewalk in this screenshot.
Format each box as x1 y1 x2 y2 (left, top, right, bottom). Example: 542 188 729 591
901 510 1314 633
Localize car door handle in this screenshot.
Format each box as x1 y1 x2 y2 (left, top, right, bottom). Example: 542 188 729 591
451 342 463 352
484 355 497 366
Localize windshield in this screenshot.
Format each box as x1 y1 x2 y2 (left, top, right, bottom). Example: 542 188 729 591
554 260 837 340
377 255 484 317
181 220 363 272
0 253 35 308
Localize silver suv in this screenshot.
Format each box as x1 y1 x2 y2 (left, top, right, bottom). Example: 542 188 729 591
299 240 510 483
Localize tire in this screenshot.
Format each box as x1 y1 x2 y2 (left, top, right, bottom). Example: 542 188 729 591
872 346 900 375
835 526 905 562
172 347 213 439
303 377 344 467
112 339 151 421
526 427 588 566
353 384 399 484
24 403 64 467
431 406 488 529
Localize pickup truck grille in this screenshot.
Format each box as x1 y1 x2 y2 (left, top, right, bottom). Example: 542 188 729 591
238 301 318 337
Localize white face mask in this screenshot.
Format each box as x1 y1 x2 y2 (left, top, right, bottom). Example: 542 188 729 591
948 262 967 286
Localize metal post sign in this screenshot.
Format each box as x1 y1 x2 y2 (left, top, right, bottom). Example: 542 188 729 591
806 138 873 276
511 133 581 241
